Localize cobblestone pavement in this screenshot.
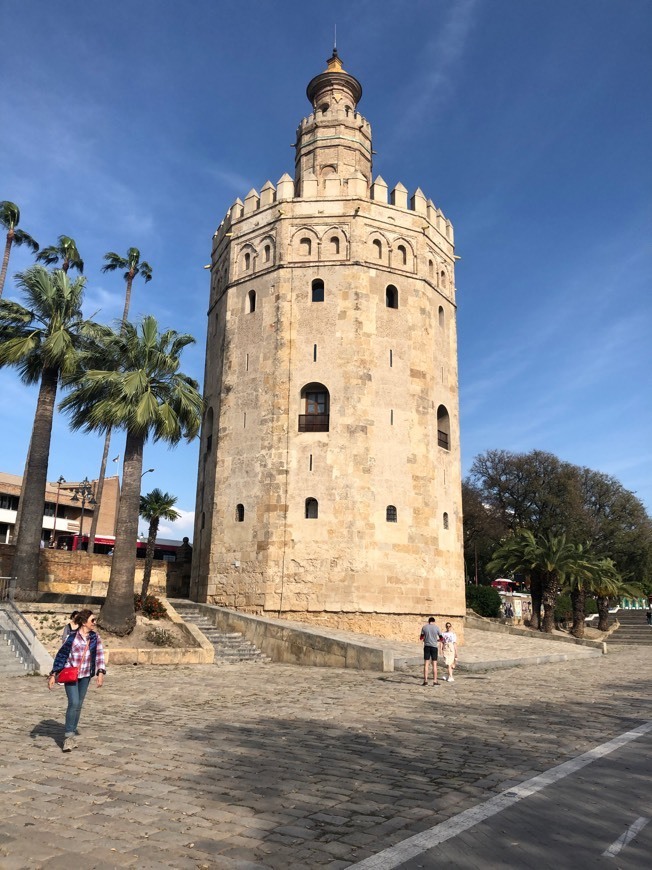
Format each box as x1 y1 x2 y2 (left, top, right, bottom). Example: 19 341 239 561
1 646 651 869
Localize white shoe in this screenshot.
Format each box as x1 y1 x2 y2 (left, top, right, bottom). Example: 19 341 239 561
448 677 455 683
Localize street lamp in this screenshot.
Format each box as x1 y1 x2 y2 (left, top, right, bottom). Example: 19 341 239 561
71 477 96 548
53 476 66 546
141 468 155 478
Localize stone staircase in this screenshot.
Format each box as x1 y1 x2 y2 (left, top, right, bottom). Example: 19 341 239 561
174 603 270 664
0 634 31 677
610 609 652 646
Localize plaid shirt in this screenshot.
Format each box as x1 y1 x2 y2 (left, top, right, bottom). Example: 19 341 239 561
56 630 106 678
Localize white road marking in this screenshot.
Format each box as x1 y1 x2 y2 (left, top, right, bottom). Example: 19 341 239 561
349 720 652 870
602 816 650 858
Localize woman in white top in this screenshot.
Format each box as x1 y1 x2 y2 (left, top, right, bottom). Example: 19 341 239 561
441 622 458 682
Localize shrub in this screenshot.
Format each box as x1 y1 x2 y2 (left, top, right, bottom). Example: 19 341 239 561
134 594 167 620
466 584 502 618
145 627 177 647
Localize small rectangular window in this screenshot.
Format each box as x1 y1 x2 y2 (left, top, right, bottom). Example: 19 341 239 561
246 353 249 372
390 349 393 368
309 454 313 471
313 344 317 362
390 409 394 425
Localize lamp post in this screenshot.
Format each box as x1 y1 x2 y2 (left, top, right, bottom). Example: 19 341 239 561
141 468 155 478
53 475 66 547
71 477 96 550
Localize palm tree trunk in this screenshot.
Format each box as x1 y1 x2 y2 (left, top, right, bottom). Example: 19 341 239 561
597 595 610 631
11 433 32 542
541 572 558 633
87 427 112 554
0 231 13 298
11 367 58 597
140 517 159 600
98 430 142 635
121 275 133 327
529 571 542 630
571 587 586 638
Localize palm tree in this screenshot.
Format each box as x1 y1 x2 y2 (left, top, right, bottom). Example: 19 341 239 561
0 266 96 594
563 546 602 638
87 248 153 555
101 247 152 327
488 530 582 633
593 568 641 631
36 235 84 274
488 530 542 629
60 316 203 635
139 489 180 600
0 201 39 298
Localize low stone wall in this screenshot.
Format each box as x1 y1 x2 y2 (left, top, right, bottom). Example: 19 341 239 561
197 604 394 671
209 606 466 645
465 612 608 654
0 543 167 597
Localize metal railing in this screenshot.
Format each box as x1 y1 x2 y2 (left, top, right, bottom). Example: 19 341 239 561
298 413 330 432
0 576 39 672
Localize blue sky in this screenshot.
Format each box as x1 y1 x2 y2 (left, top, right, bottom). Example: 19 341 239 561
1 0 651 540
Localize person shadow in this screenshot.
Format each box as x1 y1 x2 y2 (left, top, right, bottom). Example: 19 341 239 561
30 719 64 748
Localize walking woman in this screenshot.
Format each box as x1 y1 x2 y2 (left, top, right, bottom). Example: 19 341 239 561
48 609 106 751
440 622 458 683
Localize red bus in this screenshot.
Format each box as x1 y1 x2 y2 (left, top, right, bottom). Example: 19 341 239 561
54 534 179 561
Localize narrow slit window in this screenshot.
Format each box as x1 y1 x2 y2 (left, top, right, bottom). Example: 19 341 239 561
313 344 317 362
443 512 449 529
390 409 394 425
389 349 393 368
309 454 313 471
235 504 245 522
264 244 271 263
248 289 256 313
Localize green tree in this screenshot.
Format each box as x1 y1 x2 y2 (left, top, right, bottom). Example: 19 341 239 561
87 248 153 554
36 235 84 274
488 530 584 633
462 481 507 583
0 266 95 594
61 316 203 634
139 488 180 600
0 201 39 298
487 530 543 629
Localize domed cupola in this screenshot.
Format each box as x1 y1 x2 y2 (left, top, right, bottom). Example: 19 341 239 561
306 48 363 113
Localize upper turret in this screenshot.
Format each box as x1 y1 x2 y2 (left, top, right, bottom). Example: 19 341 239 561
295 50 372 197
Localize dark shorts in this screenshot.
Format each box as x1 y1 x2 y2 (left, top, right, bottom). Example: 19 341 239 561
423 645 439 661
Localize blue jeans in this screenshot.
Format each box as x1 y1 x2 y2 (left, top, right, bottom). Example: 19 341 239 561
64 677 91 737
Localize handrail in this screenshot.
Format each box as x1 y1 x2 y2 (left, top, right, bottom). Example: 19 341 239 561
0 576 38 670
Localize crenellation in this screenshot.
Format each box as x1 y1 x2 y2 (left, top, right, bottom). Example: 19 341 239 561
260 180 276 207
390 182 408 209
243 188 260 215
410 188 427 215
371 175 388 203
276 172 294 200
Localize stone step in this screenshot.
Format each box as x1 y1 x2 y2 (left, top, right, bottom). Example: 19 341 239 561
173 604 270 664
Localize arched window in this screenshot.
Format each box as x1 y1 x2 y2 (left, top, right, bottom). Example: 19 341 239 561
299 383 330 432
372 239 382 259
443 512 449 529
320 103 329 114
330 236 340 255
438 306 444 328
247 289 256 313
305 498 319 519
244 252 251 271
311 279 324 302
385 285 398 309
437 405 450 450
235 504 245 522
428 259 434 277
300 237 312 256
397 244 407 266
264 244 271 263
440 270 447 288
386 505 397 523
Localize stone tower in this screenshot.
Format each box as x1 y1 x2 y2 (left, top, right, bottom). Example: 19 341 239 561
191 51 465 640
